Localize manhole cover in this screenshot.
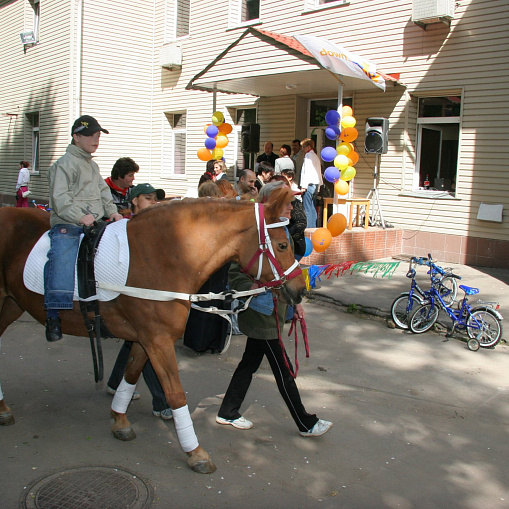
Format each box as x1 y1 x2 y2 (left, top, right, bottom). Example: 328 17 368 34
20 466 153 509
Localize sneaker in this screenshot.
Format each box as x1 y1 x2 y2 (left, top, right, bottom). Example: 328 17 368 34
299 419 333 437
45 317 63 342
106 385 141 401
216 415 253 430
152 408 173 420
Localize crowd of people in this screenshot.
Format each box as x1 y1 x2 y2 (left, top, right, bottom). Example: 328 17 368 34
35 114 331 438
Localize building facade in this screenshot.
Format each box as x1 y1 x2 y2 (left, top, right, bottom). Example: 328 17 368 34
1 0 508 266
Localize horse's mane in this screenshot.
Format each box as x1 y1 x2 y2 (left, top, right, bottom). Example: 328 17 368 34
131 197 252 221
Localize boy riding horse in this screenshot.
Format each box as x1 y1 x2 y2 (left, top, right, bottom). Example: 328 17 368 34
44 115 123 341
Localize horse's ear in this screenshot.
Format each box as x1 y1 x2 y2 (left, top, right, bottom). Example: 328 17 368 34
264 187 293 223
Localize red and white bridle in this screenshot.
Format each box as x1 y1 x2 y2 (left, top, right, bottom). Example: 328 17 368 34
241 203 302 288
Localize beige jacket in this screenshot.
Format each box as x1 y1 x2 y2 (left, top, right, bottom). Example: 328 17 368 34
47 144 117 227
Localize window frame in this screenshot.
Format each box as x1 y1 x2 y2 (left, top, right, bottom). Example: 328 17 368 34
164 0 190 43
26 112 40 174
414 105 461 195
161 111 187 179
228 0 261 29
303 0 349 14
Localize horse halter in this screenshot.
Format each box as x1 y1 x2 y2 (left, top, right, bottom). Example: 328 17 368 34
242 203 302 288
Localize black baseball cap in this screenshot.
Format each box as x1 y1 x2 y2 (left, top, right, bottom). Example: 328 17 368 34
130 183 165 201
71 115 109 136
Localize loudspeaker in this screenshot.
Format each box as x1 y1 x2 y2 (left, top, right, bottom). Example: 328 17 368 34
364 117 389 154
241 123 260 153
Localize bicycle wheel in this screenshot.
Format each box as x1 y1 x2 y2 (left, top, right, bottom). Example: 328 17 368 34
390 293 422 329
467 308 503 348
409 303 440 334
437 276 458 306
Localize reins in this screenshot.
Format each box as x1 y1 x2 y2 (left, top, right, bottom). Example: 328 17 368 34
273 294 309 379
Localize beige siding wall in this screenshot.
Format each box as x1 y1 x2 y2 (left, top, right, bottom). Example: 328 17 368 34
1 0 508 247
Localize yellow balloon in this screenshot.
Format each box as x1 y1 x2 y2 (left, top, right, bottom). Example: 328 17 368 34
216 135 229 148
341 116 357 128
211 148 224 159
342 105 353 117
341 166 357 182
334 180 349 196
212 111 224 126
334 154 349 170
327 213 347 236
336 142 352 156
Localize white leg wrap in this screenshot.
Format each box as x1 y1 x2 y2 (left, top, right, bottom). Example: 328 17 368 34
0 337 3 400
111 378 136 414
173 404 199 453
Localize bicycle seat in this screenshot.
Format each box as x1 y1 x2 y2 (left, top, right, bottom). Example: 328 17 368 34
459 285 479 295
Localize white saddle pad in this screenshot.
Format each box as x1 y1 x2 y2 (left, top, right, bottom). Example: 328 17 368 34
24 219 130 302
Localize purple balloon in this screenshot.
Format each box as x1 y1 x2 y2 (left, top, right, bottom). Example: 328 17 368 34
204 137 216 150
325 110 340 126
325 126 341 141
304 238 313 257
324 166 341 183
206 125 219 138
321 146 337 162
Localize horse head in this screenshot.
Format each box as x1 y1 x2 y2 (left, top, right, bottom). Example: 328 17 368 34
242 188 306 305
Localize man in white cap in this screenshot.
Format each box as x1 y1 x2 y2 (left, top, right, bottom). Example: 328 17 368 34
44 115 123 342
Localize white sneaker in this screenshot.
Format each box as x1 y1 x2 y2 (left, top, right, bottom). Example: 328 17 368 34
299 419 333 437
216 415 253 430
152 408 173 420
106 385 141 401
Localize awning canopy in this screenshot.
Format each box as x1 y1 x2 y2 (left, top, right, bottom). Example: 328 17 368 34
186 28 403 97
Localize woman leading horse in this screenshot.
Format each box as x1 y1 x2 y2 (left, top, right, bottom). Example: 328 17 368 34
0 189 305 474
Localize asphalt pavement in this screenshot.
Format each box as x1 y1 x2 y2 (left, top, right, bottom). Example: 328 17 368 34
1 258 509 508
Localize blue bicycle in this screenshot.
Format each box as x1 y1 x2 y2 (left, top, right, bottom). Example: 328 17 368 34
408 282 503 349
390 255 461 329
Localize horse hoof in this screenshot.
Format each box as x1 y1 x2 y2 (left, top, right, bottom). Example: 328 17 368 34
188 458 217 474
0 412 15 426
112 427 136 441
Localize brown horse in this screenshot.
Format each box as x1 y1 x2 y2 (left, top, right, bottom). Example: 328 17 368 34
0 189 305 474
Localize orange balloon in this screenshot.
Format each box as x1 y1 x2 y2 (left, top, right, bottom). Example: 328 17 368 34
342 105 353 117
218 122 233 135
340 127 358 142
348 151 359 166
334 180 349 196
197 148 212 161
216 135 229 148
327 213 347 237
311 228 332 251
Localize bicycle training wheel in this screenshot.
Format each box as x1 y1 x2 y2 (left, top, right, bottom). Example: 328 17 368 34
467 308 503 348
409 303 439 334
390 293 422 329
438 276 458 306
467 338 480 351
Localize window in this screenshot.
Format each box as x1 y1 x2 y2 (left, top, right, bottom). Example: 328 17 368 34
162 112 186 177
164 0 189 42
26 112 40 172
415 96 461 193
30 0 40 40
228 108 257 178
228 0 260 27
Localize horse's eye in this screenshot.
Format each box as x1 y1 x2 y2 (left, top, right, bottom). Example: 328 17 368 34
278 242 288 251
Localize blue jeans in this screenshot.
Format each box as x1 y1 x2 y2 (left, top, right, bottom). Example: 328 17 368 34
44 224 83 310
108 341 168 412
303 184 317 228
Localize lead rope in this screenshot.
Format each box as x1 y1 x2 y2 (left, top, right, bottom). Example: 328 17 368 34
272 295 309 379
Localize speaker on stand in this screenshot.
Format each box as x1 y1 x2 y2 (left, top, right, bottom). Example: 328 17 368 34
241 123 260 170
364 118 389 228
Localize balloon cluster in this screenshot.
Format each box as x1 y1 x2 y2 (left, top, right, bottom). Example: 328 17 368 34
303 213 347 256
197 111 233 162
320 106 360 196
